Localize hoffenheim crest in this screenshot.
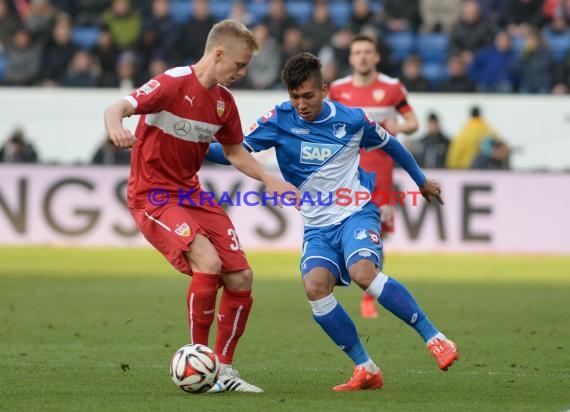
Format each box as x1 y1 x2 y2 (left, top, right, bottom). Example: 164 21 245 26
333 123 346 138
353 228 367 240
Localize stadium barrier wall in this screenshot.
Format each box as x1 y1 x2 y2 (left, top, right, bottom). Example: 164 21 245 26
0 88 569 170
1 165 569 254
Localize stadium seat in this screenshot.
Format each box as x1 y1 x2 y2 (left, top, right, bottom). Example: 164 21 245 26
71 26 101 50
422 60 447 88
0 53 6 81
416 33 449 63
210 1 233 21
543 31 570 61
247 1 270 22
370 0 384 14
385 31 416 62
170 0 192 24
286 1 313 25
328 2 351 27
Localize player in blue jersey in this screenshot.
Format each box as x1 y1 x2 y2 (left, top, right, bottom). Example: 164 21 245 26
206 52 458 391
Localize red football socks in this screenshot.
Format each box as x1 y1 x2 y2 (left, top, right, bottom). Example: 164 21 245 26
214 288 253 364
186 272 220 346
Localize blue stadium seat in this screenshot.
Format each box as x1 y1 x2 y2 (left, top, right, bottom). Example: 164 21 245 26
370 0 384 14
170 0 192 24
286 1 313 25
385 31 416 62
0 53 6 81
247 1 270 22
543 31 570 61
422 60 447 88
71 26 101 50
416 33 449 63
328 2 351 27
210 1 233 21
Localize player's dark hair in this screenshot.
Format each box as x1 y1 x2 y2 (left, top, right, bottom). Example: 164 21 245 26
281 52 323 90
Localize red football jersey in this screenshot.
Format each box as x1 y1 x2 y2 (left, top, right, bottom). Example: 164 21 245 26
124 66 243 209
329 73 413 194
328 73 412 124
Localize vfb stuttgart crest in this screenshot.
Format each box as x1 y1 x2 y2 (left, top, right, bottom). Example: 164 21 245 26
216 100 225 116
175 223 191 237
372 89 385 102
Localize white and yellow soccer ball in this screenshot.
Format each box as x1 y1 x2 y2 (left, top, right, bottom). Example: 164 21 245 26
170 343 220 393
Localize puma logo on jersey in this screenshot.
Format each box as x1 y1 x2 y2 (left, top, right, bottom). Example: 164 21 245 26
184 95 196 106
300 142 341 165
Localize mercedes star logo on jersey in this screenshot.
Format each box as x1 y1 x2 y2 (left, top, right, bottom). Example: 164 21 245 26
173 121 191 136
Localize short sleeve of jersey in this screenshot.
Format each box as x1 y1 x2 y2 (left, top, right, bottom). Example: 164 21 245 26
214 94 243 146
359 109 392 151
242 108 280 152
126 73 181 114
395 82 412 115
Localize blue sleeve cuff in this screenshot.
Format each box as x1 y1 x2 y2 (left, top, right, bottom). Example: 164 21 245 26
205 142 231 165
382 137 426 187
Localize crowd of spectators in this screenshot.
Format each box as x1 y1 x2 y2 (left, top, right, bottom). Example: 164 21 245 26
408 106 511 170
1 105 512 170
0 0 569 94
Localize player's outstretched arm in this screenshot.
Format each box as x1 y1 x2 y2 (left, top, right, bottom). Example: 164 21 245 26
104 100 136 149
380 135 426 187
379 136 444 205
221 143 299 208
205 142 251 165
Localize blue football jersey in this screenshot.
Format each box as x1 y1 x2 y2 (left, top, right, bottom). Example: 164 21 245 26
243 99 392 227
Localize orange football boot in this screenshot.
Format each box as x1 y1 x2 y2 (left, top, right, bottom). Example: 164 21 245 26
360 293 378 319
427 338 458 371
333 366 384 392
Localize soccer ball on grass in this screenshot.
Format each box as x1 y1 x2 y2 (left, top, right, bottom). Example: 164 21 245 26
170 343 220 393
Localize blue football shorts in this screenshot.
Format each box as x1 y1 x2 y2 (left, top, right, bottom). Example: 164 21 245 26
300 202 383 286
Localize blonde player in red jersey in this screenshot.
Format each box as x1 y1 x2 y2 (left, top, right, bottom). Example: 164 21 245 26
329 34 419 319
104 20 297 393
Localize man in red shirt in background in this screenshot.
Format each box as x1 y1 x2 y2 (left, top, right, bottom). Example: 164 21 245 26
329 34 419 319
104 19 297 393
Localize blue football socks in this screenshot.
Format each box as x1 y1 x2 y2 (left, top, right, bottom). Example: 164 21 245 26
310 294 371 365
367 272 439 343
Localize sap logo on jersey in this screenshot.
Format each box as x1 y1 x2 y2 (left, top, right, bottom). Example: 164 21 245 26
300 142 341 165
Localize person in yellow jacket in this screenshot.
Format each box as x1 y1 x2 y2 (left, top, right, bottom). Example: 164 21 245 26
446 106 500 169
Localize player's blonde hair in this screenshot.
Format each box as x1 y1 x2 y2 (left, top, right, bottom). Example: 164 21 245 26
204 19 260 54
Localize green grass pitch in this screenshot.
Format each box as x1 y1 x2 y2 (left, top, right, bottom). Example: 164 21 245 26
1 247 569 412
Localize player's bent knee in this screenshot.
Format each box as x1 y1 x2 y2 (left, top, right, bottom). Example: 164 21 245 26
348 260 377 290
303 277 334 301
222 268 253 291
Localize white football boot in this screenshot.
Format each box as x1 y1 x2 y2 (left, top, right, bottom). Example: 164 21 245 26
207 368 263 393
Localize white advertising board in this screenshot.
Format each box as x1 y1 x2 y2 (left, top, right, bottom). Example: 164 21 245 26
1 166 568 254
